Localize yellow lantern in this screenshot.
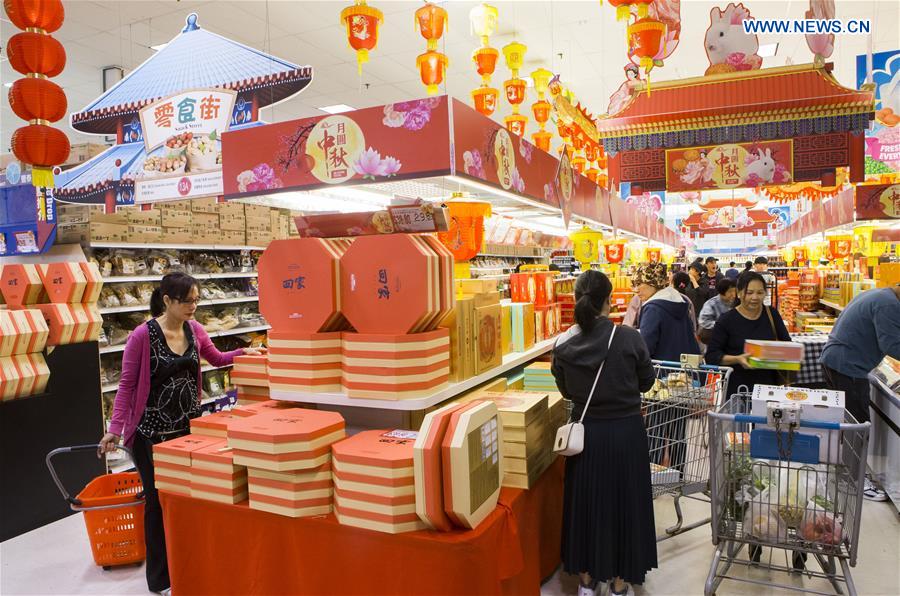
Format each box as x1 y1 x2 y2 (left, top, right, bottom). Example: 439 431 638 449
502 41 527 76
469 3 499 47
853 225 889 264
531 68 553 100
570 226 604 270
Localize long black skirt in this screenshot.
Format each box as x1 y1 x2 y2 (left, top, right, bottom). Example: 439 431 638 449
561 415 658 585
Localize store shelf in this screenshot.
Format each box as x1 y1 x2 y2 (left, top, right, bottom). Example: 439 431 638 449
101 272 258 283
101 363 235 393
271 337 557 411
99 295 259 314
91 242 266 251
477 253 546 259
819 299 845 312
98 324 270 356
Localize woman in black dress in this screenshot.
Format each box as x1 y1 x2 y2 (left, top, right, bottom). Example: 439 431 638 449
552 270 657 596
705 271 791 400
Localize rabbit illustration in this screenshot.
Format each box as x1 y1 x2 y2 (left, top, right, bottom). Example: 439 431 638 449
746 148 776 184
705 3 760 68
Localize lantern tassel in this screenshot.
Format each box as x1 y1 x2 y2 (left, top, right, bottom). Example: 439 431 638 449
616 5 630 20
356 48 369 75
31 166 54 188
637 2 649 18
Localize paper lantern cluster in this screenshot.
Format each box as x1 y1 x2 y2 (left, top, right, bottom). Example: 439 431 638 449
502 41 528 137
340 0 384 75
5 0 71 187
530 68 553 152
469 3 500 117
415 2 448 96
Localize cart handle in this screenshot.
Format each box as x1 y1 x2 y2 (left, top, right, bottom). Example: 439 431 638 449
653 360 731 372
710 412 870 432
45 444 145 512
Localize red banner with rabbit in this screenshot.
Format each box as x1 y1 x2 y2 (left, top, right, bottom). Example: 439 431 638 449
665 140 793 193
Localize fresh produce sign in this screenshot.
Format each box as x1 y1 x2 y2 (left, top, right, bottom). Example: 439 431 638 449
139 88 236 151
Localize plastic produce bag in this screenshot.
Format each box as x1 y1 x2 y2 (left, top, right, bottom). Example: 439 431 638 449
778 465 825 528
799 504 843 546
743 497 787 542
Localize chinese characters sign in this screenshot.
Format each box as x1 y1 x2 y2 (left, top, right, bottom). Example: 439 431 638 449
139 89 236 151
856 183 900 220
665 140 793 192
306 115 365 184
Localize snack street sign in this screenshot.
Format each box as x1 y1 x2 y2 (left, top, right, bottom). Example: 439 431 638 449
139 88 236 151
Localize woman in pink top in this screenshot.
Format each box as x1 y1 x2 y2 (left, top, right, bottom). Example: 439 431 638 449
98 272 264 594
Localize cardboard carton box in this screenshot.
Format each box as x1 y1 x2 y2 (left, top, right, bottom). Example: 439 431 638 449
218 201 245 216
473 303 502 375
127 225 162 243
244 204 270 219
246 216 272 232
191 197 220 213
63 143 109 167
191 212 218 228
56 204 104 225
160 209 192 228
89 222 129 242
220 214 246 231
161 227 193 244
55 223 91 244
91 211 129 225
120 206 161 227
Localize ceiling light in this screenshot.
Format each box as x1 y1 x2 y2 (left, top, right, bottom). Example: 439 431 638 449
318 104 355 114
150 43 167 51
758 43 779 58
3 82 12 88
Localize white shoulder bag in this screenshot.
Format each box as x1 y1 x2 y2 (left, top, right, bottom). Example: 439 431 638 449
553 326 617 456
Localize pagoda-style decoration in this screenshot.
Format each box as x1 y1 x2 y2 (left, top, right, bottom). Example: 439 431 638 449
530 67 553 152
340 0 384 75
502 41 528 137
469 3 499 117
680 196 777 239
415 2 448 96
57 13 312 208
5 0 69 187
598 63 876 193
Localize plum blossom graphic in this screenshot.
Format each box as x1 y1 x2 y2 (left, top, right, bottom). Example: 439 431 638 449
463 150 485 178
353 147 403 180
519 140 534 164
382 98 440 131
510 168 526 194
544 182 558 205
237 162 283 192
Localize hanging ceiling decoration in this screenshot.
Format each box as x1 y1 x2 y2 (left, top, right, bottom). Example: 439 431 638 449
340 0 384 75
5 0 70 187
530 68 553 152
415 2 448 96
502 41 528 137
469 3 499 117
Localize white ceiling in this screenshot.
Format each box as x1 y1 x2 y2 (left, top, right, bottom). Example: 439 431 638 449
2 0 898 155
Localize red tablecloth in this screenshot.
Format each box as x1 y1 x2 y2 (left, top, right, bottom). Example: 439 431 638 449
161 458 564 595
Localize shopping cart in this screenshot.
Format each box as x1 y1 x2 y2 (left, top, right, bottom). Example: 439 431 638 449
46 444 145 569
641 359 731 542
705 393 869 596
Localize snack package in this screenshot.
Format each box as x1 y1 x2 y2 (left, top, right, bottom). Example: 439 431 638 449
113 285 140 306
99 287 121 308
136 283 155 305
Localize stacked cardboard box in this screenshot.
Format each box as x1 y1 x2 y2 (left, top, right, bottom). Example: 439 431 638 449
36 262 103 344
523 362 556 393
479 391 554 489
332 430 425 534
218 201 246 245
228 408 345 517
267 332 343 394
441 296 474 381
558 293 575 331
745 339 804 371
510 302 536 352
190 442 249 504
190 408 256 439
152 434 223 495
0 309 50 400
244 204 273 247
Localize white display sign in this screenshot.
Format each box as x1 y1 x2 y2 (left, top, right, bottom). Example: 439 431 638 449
139 88 236 151
135 171 223 204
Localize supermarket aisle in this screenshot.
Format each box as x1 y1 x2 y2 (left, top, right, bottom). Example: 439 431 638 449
1 496 897 595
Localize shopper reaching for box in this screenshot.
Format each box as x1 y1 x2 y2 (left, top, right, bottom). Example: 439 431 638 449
97 272 265 595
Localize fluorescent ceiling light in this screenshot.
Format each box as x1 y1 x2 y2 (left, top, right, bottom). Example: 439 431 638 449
318 104 355 115
150 43 167 51
758 43 779 58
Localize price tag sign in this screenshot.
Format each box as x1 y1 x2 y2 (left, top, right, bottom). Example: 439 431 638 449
388 205 437 233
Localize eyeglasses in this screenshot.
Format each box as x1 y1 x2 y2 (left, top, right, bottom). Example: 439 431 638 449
175 298 202 305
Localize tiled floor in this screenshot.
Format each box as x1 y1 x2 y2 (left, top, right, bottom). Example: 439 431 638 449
2 496 897 595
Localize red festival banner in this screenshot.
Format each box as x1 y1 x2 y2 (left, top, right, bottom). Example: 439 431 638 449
855 183 900 221
666 140 793 193
775 187 855 246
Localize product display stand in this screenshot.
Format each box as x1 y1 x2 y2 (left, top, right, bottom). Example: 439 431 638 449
0 342 104 541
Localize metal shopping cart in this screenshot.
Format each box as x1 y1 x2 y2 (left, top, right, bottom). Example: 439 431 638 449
642 359 732 542
46 445 145 569
704 393 869 595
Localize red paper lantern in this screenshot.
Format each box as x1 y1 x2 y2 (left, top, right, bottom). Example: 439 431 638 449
571 128 586 151
585 168 600 183
8 77 67 123
584 142 599 163
532 130 552 152
557 121 572 141
504 114 527 137
829 239 851 259
504 78 527 106
605 241 625 263
571 156 587 175
6 32 65 77
471 87 499 116
340 1 384 74
415 2 447 51
647 248 661 263
531 99 551 125
3 0 64 32
11 123 70 168
628 17 667 71
472 47 499 81
417 50 448 95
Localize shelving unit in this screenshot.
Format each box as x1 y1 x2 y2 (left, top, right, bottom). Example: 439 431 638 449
98 324 271 355
272 337 557 411
477 253 546 259
101 272 258 283
99 295 259 314
100 362 243 394
819 299 845 312
91 242 265 251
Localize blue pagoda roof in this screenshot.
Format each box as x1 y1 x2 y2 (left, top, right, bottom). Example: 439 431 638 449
71 13 312 135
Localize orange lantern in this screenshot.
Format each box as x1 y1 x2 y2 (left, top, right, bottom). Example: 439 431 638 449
417 50 448 95
437 200 492 262
504 78 527 106
4 0 64 32
607 0 634 21
571 156 587 175
531 99 551 125
794 247 808 263
472 47 499 82
605 240 626 264
471 86 499 116
504 114 528 138
8 77 67 123
584 142 599 163
571 128 586 151
7 32 65 77
557 121 572 142
340 1 384 75
628 17 666 72
829 238 852 260
11 124 70 170
647 247 662 263
415 2 447 50
532 130 552 152
585 168 600 183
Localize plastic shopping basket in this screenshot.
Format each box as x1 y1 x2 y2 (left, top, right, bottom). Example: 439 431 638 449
46 444 146 569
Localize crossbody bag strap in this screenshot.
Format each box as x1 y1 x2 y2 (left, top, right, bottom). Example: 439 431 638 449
578 325 617 424
764 306 778 339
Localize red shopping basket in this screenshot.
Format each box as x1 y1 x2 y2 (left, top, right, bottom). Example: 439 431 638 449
46 444 146 568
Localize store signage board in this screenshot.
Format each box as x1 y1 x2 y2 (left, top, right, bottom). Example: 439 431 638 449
134 171 223 204
856 183 900 220
855 50 899 176
0 169 57 256
665 140 794 193
774 187 856 245
139 89 236 152
293 204 449 238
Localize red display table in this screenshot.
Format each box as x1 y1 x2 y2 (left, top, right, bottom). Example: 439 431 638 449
161 458 563 595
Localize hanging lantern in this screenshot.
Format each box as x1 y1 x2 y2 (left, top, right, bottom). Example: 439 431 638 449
4 0 64 32
584 142 599 163
8 77 67 122
417 50 448 95
604 240 626 264
471 86 499 116
794 247 808 263
571 155 587 175
571 127 586 151
585 168 600 183
340 0 384 75
829 236 852 260
7 32 66 77
570 226 604 270
504 78 527 106
532 130 552 152
646 247 662 263
415 2 448 51
502 41 527 74
628 17 666 73
531 100 551 125
502 41 528 135
469 3 499 46
607 0 635 22
504 114 528 138
633 1 652 18
437 200 492 262
11 124 70 173
531 68 553 99
557 121 572 143
472 47 499 83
